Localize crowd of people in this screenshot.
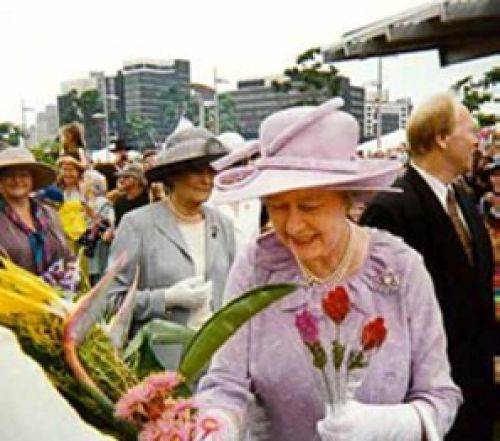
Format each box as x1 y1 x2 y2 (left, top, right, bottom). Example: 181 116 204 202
0 92 499 440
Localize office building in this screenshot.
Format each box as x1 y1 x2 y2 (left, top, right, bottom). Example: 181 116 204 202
122 58 190 146
228 76 365 139
364 95 412 140
35 104 59 143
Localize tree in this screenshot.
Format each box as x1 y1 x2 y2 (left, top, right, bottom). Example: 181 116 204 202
0 122 23 147
58 88 104 149
451 66 500 126
30 139 61 165
125 114 156 150
160 85 240 134
211 93 240 133
159 84 193 134
58 89 82 123
272 47 341 106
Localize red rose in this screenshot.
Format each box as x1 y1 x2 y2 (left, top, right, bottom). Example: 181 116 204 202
322 286 351 324
361 317 387 350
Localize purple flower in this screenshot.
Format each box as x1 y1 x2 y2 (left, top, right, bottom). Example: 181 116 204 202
295 309 320 344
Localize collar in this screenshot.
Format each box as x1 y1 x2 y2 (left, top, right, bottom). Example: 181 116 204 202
411 162 448 211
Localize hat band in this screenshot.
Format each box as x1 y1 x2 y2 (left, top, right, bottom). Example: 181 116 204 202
256 156 359 173
215 157 360 191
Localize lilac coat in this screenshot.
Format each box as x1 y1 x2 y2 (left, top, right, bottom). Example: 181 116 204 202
198 228 462 440
0 199 72 274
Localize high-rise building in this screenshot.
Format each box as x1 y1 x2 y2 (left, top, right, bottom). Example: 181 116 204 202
122 58 190 146
35 104 59 143
364 95 412 140
58 72 127 150
228 76 365 139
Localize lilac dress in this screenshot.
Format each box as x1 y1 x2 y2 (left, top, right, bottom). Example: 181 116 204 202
198 228 462 440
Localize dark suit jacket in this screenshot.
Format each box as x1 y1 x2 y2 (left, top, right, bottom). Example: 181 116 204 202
361 166 497 441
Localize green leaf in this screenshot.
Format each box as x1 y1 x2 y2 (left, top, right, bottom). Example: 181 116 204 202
123 319 196 378
347 349 367 370
178 283 297 383
332 340 346 370
308 341 327 370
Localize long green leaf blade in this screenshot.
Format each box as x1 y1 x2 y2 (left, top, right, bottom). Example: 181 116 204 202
178 283 297 382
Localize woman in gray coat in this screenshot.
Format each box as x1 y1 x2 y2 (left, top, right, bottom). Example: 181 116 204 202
107 128 235 368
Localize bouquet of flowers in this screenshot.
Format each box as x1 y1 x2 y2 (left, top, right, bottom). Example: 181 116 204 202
114 371 231 441
0 255 297 440
294 286 387 410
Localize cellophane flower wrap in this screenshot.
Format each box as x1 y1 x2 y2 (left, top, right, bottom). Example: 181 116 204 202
295 286 388 409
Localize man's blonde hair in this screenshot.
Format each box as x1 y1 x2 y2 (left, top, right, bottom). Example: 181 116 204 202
406 93 459 156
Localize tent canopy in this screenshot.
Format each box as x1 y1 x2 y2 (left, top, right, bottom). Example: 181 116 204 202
323 0 500 66
357 128 407 154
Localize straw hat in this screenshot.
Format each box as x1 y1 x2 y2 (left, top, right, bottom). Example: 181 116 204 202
146 127 229 182
56 155 85 172
0 147 56 190
213 98 402 203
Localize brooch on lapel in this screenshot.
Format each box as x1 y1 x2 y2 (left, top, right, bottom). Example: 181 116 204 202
374 268 400 296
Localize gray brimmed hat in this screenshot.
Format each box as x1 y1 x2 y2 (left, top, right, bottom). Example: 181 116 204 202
146 127 229 182
0 147 57 191
115 162 147 186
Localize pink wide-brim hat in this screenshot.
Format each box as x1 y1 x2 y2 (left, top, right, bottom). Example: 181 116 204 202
212 97 402 203
211 139 259 172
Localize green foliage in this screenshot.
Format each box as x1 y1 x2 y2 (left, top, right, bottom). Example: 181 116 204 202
272 47 341 106
160 84 192 133
125 114 156 151
451 66 500 126
0 122 23 146
217 94 240 132
179 283 297 384
123 319 196 379
160 85 240 134
30 139 61 165
59 88 104 149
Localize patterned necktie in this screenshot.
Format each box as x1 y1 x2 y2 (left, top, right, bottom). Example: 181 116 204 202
446 187 474 265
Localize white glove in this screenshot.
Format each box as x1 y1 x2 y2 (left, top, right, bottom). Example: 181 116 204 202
193 408 242 441
317 399 422 441
163 276 212 310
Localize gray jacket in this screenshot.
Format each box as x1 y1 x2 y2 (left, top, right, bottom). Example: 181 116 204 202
106 201 236 367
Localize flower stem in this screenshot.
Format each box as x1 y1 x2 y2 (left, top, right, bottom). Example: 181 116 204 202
334 324 340 405
321 369 334 406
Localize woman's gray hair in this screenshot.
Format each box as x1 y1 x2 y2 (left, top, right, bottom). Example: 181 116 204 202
84 169 107 196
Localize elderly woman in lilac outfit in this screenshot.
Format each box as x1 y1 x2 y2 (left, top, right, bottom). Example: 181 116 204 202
194 98 462 441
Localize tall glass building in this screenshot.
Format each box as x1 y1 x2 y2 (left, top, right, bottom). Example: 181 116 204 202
122 58 190 147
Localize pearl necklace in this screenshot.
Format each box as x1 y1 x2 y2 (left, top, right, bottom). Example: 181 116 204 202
166 196 204 224
296 222 356 286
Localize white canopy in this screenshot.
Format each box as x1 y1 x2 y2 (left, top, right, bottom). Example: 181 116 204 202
357 128 407 154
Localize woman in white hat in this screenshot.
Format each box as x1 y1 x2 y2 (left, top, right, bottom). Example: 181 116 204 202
106 127 235 369
57 154 86 201
0 147 71 274
194 99 461 441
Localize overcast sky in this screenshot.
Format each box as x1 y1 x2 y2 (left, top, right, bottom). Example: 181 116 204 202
1 0 499 124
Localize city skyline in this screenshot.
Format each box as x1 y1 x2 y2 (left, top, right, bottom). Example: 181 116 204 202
1 0 499 125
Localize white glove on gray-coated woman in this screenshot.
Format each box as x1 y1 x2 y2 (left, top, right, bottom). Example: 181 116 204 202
163 276 212 310
317 400 424 441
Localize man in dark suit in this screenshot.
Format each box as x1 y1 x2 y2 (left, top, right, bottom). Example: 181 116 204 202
361 93 497 441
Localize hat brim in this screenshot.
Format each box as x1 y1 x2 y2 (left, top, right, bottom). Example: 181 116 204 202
0 163 57 191
146 154 226 182
212 159 402 203
57 156 85 172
